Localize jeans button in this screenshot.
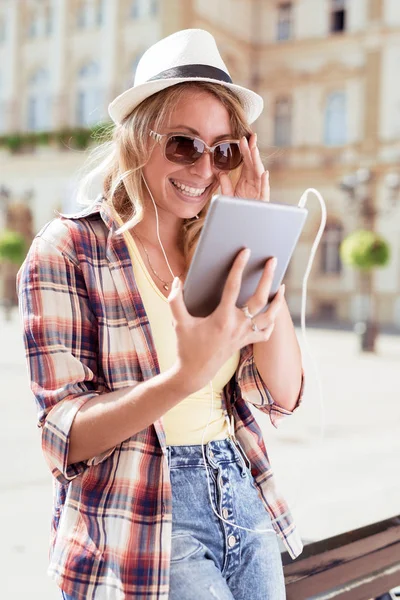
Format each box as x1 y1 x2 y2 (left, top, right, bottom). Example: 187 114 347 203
228 535 236 548
222 508 229 519
209 450 214 458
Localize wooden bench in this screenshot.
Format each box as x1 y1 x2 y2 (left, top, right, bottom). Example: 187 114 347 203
283 515 400 599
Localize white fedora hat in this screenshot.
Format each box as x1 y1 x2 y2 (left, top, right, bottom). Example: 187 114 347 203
108 29 263 125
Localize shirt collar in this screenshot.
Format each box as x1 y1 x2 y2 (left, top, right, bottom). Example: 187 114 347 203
58 195 117 232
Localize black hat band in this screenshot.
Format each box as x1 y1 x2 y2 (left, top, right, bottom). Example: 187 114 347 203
148 64 232 84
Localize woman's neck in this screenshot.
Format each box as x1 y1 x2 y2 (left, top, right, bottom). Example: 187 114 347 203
133 214 184 254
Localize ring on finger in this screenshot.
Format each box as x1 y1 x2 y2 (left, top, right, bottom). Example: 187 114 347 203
251 318 259 332
241 305 254 319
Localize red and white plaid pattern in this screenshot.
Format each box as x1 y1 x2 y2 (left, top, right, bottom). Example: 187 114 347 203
17 197 304 599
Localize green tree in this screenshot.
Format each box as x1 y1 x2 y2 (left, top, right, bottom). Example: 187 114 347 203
340 230 390 270
340 230 391 352
0 230 26 265
0 230 26 320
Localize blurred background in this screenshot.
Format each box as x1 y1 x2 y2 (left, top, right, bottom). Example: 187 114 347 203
0 1 400 599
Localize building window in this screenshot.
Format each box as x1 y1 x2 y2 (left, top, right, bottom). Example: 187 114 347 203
77 0 104 29
130 0 140 18
96 0 106 26
0 71 4 133
130 0 155 19
330 0 346 33
317 302 338 321
324 91 346 146
27 12 40 38
130 51 144 82
76 61 102 126
0 16 6 44
321 222 343 274
273 97 292 146
277 2 292 41
45 6 53 35
150 0 159 16
27 68 51 131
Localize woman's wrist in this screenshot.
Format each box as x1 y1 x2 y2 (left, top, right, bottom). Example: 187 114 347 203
164 362 199 399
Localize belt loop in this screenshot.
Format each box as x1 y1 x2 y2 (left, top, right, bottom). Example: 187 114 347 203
165 446 171 468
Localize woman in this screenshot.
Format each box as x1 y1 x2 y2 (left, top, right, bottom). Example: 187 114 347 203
17 29 304 599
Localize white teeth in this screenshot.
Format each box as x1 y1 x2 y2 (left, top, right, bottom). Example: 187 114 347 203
171 179 207 197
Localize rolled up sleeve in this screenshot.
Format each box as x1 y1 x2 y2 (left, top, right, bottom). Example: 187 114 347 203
236 345 304 428
17 229 115 485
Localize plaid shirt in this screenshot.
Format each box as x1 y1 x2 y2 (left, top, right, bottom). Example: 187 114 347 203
17 197 304 599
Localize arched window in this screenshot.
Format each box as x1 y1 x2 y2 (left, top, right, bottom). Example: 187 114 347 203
321 222 343 274
27 68 51 131
273 97 292 146
324 91 347 146
76 61 102 126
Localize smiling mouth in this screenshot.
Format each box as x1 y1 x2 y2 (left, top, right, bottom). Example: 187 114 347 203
170 178 211 198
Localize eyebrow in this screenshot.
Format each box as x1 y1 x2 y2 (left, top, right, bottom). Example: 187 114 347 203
166 125 235 142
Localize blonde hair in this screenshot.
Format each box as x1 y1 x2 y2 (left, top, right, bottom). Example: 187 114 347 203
76 82 253 265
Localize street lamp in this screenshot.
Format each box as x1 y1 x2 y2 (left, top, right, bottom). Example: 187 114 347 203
339 169 400 351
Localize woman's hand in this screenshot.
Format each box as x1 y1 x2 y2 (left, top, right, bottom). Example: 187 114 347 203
219 133 269 202
168 249 285 395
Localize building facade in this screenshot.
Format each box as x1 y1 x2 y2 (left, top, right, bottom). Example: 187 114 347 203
1 0 400 327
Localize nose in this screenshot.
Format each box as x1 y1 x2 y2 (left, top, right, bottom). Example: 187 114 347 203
189 150 215 179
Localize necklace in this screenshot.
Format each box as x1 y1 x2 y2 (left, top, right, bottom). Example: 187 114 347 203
133 232 183 291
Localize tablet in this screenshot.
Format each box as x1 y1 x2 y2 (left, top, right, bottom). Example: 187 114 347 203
183 195 308 317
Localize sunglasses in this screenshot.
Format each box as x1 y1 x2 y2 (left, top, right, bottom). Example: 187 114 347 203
149 130 243 171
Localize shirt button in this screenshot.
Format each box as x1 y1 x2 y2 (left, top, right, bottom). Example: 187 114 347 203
222 508 229 519
228 535 236 548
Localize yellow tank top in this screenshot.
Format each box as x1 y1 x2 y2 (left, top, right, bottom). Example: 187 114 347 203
114 214 240 445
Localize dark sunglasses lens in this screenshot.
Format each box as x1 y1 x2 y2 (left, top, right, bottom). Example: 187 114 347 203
214 143 242 170
165 136 204 165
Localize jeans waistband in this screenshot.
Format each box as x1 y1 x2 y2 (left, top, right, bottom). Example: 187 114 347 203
166 438 243 469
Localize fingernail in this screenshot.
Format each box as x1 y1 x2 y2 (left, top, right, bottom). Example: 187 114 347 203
243 248 251 259
281 284 286 295
271 257 277 270
172 277 180 289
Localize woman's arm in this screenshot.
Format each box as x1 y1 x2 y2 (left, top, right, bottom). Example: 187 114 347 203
253 299 303 412
67 365 192 465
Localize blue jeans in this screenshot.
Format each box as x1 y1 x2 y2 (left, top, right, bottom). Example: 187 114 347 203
167 438 285 599
61 438 285 599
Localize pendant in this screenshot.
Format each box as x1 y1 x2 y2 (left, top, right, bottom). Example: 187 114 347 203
163 284 169 290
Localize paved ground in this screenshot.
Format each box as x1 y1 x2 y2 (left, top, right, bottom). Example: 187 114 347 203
1 306 400 599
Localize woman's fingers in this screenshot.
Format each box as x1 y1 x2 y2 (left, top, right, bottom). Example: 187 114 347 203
261 170 270 202
249 257 277 312
250 284 286 335
219 248 251 310
219 172 235 196
168 277 190 324
249 133 265 180
235 134 267 200
240 135 255 175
